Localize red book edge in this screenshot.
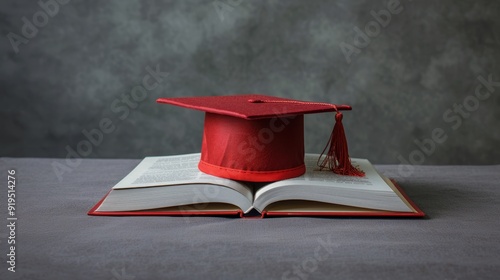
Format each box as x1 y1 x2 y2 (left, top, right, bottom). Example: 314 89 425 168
87 179 425 218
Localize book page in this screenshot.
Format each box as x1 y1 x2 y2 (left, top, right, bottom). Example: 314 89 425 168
256 154 390 196
264 200 386 213
253 154 412 212
112 153 252 202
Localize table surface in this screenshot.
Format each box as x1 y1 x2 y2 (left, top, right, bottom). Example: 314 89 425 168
1 157 499 280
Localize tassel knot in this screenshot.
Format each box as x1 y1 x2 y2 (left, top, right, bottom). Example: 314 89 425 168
335 112 343 122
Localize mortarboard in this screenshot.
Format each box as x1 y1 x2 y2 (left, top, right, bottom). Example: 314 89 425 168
157 94 363 182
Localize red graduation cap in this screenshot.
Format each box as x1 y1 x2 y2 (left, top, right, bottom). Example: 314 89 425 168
157 94 363 182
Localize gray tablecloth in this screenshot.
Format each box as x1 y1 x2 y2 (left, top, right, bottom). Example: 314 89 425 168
1 157 499 280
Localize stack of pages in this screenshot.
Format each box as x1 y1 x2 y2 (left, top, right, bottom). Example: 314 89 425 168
89 154 424 218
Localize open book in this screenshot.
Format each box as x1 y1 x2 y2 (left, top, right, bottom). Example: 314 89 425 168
88 154 424 218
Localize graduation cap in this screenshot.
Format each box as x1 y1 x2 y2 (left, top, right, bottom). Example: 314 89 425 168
157 94 363 182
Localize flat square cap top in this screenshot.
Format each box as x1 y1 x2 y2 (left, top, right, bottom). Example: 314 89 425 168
157 94 351 120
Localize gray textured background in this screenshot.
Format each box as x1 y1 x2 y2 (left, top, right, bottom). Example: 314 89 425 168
1 0 499 164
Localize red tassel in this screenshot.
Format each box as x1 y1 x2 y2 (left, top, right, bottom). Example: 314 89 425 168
318 112 364 177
